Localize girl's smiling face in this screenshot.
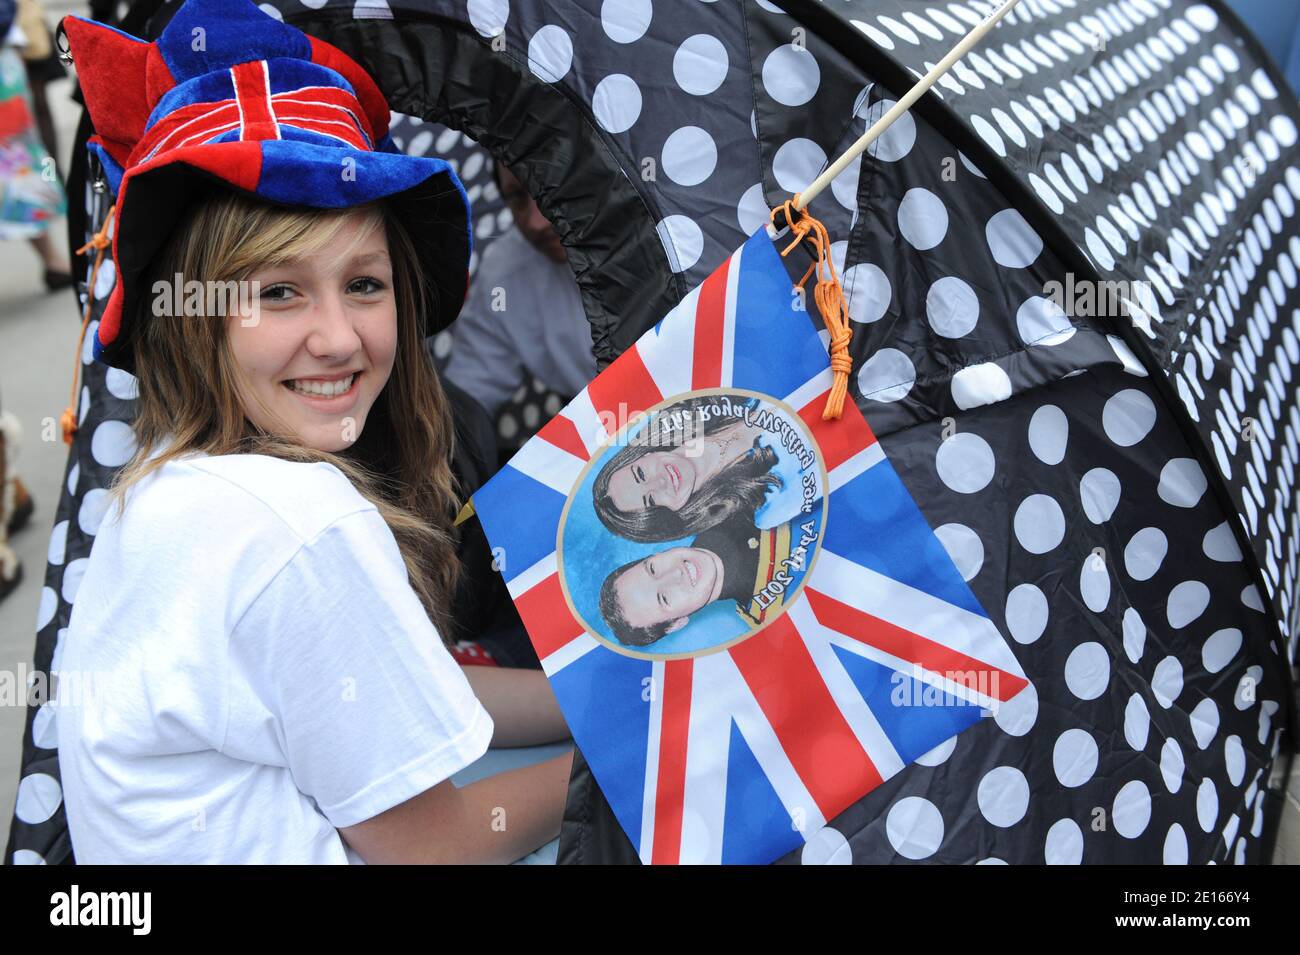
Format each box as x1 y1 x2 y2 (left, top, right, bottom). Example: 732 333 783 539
226 210 397 453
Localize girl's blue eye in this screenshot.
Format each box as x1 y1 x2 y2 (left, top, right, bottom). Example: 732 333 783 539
349 277 386 294
260 284 294 302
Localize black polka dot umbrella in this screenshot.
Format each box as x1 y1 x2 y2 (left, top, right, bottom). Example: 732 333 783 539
9 0 1296 865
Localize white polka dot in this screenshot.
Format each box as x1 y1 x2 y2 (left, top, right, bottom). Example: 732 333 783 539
1102 389 1157 446
1065 642 1110 700
66 461 79 497
10 849 46 865
14 773 62 825
1225 735 1246 786
600 0 651 43
972 115 1006 156
674 34 728 96
1237 668 1263 712
994 682 1038 736
986 209 1042 267
1203 521 1243 561
661 126 716 186
1197 777 1218 832
915 735 957 767
1080 468 1121 523
860 100 916 162
1016 295 1075 346
1045 818 1084 864
527 25 573 83
857 348 915 402
1123 607 1146 663
1015 494 1065 554
1125 692 1150 750
935 432 995 493
1124 527 1167 581
467 0 508 37
978 766 1029 827
926 276 979 338
36 586 57 631
592 74 642 133
736 183 769 235
78 488 110 537
1167 580 1210 630
1158 458 1207 507
1029 405 1068 465
772 138 827 195
1113 780 1152 838
1080 553 1111 613
62 556 88 604
1202 628 1242 673
46 520 67 567
91 420 137 470
1152 655 1185 708
898 188 949 250
1240 584 1264 612
885 796 944 859
800 826 852 864
1191 697 1220 749
1053 728 1098 787
105 367 138 400
951 363 1012 410
958 151 987 178
1160 737 1185 793
1006 583 1048 644
842 263 891 324
1164 823 1189 864
763 44 820 106
655 215 703 272
934 523 983 581
1186 4 1219 32
32 703 57 750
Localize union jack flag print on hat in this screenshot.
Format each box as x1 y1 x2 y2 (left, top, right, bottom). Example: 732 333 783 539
474 227 1032 864
62 0 471 374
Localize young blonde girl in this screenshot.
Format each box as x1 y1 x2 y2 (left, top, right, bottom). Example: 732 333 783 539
56 188 572 865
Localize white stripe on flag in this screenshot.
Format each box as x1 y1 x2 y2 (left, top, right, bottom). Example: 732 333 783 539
828 442 886 493
786 597 907 780
718 244 742 387
639 660 666 862
505 552 557 600
540 633 598 678
638 285 700 399
508 431 586 496
677 653 741 864
810 548 1028 681
820 628 1002 711
782 367 835 413
562 389 608 456
716 649 827 838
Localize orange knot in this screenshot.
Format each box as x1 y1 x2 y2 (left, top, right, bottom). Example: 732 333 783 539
64 204 116 446
770 194 853 420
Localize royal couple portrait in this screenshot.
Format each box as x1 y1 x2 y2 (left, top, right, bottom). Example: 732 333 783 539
572 392 826 652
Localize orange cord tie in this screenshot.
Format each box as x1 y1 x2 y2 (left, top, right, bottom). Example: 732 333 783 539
770 194 853 420
63 205 116 446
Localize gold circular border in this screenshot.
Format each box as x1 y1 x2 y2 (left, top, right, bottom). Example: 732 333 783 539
556 387 830 662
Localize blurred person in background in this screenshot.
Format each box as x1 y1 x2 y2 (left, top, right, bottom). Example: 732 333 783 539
0 0 70 288
443 162 596 419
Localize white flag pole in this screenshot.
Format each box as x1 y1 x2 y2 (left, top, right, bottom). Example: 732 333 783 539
794 0 1022 212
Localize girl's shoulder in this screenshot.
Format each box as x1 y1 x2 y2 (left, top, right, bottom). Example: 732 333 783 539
130 451 375 547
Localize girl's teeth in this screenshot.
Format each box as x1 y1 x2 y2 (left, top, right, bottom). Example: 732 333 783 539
290 374 354 397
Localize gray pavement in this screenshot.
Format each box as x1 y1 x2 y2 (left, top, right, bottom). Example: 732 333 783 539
0 3 1296 865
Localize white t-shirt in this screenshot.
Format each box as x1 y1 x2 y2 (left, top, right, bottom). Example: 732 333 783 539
56 444 493 864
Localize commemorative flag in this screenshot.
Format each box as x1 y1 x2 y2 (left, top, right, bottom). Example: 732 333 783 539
474 226 1030 864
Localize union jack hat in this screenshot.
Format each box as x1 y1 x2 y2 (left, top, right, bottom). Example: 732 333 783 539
62 0 472 374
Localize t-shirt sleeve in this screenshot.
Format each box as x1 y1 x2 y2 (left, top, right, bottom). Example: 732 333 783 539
225 507 493 829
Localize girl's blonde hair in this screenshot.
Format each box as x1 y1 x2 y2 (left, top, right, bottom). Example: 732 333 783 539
107 190 462 640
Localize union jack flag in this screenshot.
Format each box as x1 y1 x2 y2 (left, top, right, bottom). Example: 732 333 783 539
475 228 1030 864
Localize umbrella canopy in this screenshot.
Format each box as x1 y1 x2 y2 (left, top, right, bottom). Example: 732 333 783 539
8 0 1296 865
